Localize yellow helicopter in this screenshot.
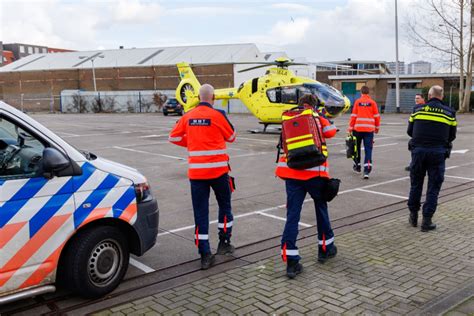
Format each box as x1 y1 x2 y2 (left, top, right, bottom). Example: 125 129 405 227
175 57 351 131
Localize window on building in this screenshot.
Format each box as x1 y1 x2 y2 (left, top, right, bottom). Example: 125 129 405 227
42 48 47 53
19 45 25 53
27 46 33 54
34 47 39 53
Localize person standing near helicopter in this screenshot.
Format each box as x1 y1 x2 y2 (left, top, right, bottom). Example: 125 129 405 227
348 86 381 179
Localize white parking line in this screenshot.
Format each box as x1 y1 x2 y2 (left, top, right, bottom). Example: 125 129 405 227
113 146 185 160
63 131 133 138
56 131 80 137
129 257 156 273
237 137 278 144
257 211 312 227
445 175 474 181
139 134 168 138
231 152 272 158
339 143 399 153
155 163 474 240
356 188 407 200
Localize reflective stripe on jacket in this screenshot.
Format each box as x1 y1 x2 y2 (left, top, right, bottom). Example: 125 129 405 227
169 103 236 179
407 98 457 148
349 94 381 132
276 116 336 180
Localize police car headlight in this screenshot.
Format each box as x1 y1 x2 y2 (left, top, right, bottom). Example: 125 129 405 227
135 182 153 203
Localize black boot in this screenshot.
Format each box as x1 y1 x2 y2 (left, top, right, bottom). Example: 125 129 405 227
409 211 418 227
421 217 436 232
318 245 338 263
286 259 303 279
216 239 235 255
200 253 215 270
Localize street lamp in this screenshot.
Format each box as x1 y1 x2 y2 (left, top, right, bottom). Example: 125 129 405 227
395 0 401 113
79 54 105 92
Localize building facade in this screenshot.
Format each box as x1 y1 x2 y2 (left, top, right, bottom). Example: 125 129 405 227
0 43 285 111
407 61 431 74
0 42 74 66
386 61 406 75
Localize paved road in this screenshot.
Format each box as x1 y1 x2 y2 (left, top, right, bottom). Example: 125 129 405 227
29 112 474 278
95 194 474 315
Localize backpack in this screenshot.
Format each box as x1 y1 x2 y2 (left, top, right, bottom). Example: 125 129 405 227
345 134 357 159
277 106 327 169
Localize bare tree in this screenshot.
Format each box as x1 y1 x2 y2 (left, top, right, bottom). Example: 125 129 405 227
405 0 472 112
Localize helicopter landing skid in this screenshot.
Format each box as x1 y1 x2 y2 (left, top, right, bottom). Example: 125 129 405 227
248 123 281 134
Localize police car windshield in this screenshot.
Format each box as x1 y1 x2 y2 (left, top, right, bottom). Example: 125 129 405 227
167 99 178 105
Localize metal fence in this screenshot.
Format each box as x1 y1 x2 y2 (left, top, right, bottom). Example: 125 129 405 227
60 90 176 113
1 93 60 112
1 90 252 114
59 90 251 114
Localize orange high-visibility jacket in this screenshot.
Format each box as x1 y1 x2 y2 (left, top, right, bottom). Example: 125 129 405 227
349 94 381 133
169 103 236 179
276 114 337 180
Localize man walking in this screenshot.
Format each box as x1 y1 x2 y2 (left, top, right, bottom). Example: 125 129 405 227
405 93 426 171
276 94 338 279
407 85 457 231
348 86 381 179
169 84 236 269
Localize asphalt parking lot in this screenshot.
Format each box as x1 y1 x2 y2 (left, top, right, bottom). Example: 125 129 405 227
31 111 474 280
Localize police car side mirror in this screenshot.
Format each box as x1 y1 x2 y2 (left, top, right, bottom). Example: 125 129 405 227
42 148 70 178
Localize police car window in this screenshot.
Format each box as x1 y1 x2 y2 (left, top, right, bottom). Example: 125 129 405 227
0 117 45 180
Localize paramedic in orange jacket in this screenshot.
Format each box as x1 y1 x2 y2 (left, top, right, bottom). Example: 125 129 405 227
348 86 381 179
276 94 338 279
169 84 236 270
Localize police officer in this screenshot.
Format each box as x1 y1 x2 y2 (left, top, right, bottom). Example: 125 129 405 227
348 86 381 179
276 94 338 279
169 84 236 269
407 85 457 231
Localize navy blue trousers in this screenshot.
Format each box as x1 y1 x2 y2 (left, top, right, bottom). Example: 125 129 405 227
190 173 233 254
281 177 335 261
353 131 374 173
408 147 446 218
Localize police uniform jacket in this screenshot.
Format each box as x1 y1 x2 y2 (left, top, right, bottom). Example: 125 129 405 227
407 98 457 149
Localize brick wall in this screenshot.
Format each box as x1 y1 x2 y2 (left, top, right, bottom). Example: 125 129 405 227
0 64 234 111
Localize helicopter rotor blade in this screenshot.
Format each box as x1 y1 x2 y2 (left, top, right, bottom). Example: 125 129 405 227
237 64 276 73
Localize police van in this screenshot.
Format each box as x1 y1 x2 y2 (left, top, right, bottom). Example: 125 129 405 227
0 101 159 304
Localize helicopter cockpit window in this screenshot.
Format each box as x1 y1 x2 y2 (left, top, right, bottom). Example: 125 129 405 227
267 88 278 103
281 87 298 104
303 83 346 116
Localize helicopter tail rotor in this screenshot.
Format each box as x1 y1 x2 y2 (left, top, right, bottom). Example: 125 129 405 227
176 62 201 112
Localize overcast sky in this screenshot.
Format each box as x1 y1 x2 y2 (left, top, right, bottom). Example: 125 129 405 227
0 0 442 67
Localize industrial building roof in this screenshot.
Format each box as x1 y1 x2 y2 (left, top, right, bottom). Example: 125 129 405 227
0 43 263 72
328 73 462 80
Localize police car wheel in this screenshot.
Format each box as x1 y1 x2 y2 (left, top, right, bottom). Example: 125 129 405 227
60 226 129 298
